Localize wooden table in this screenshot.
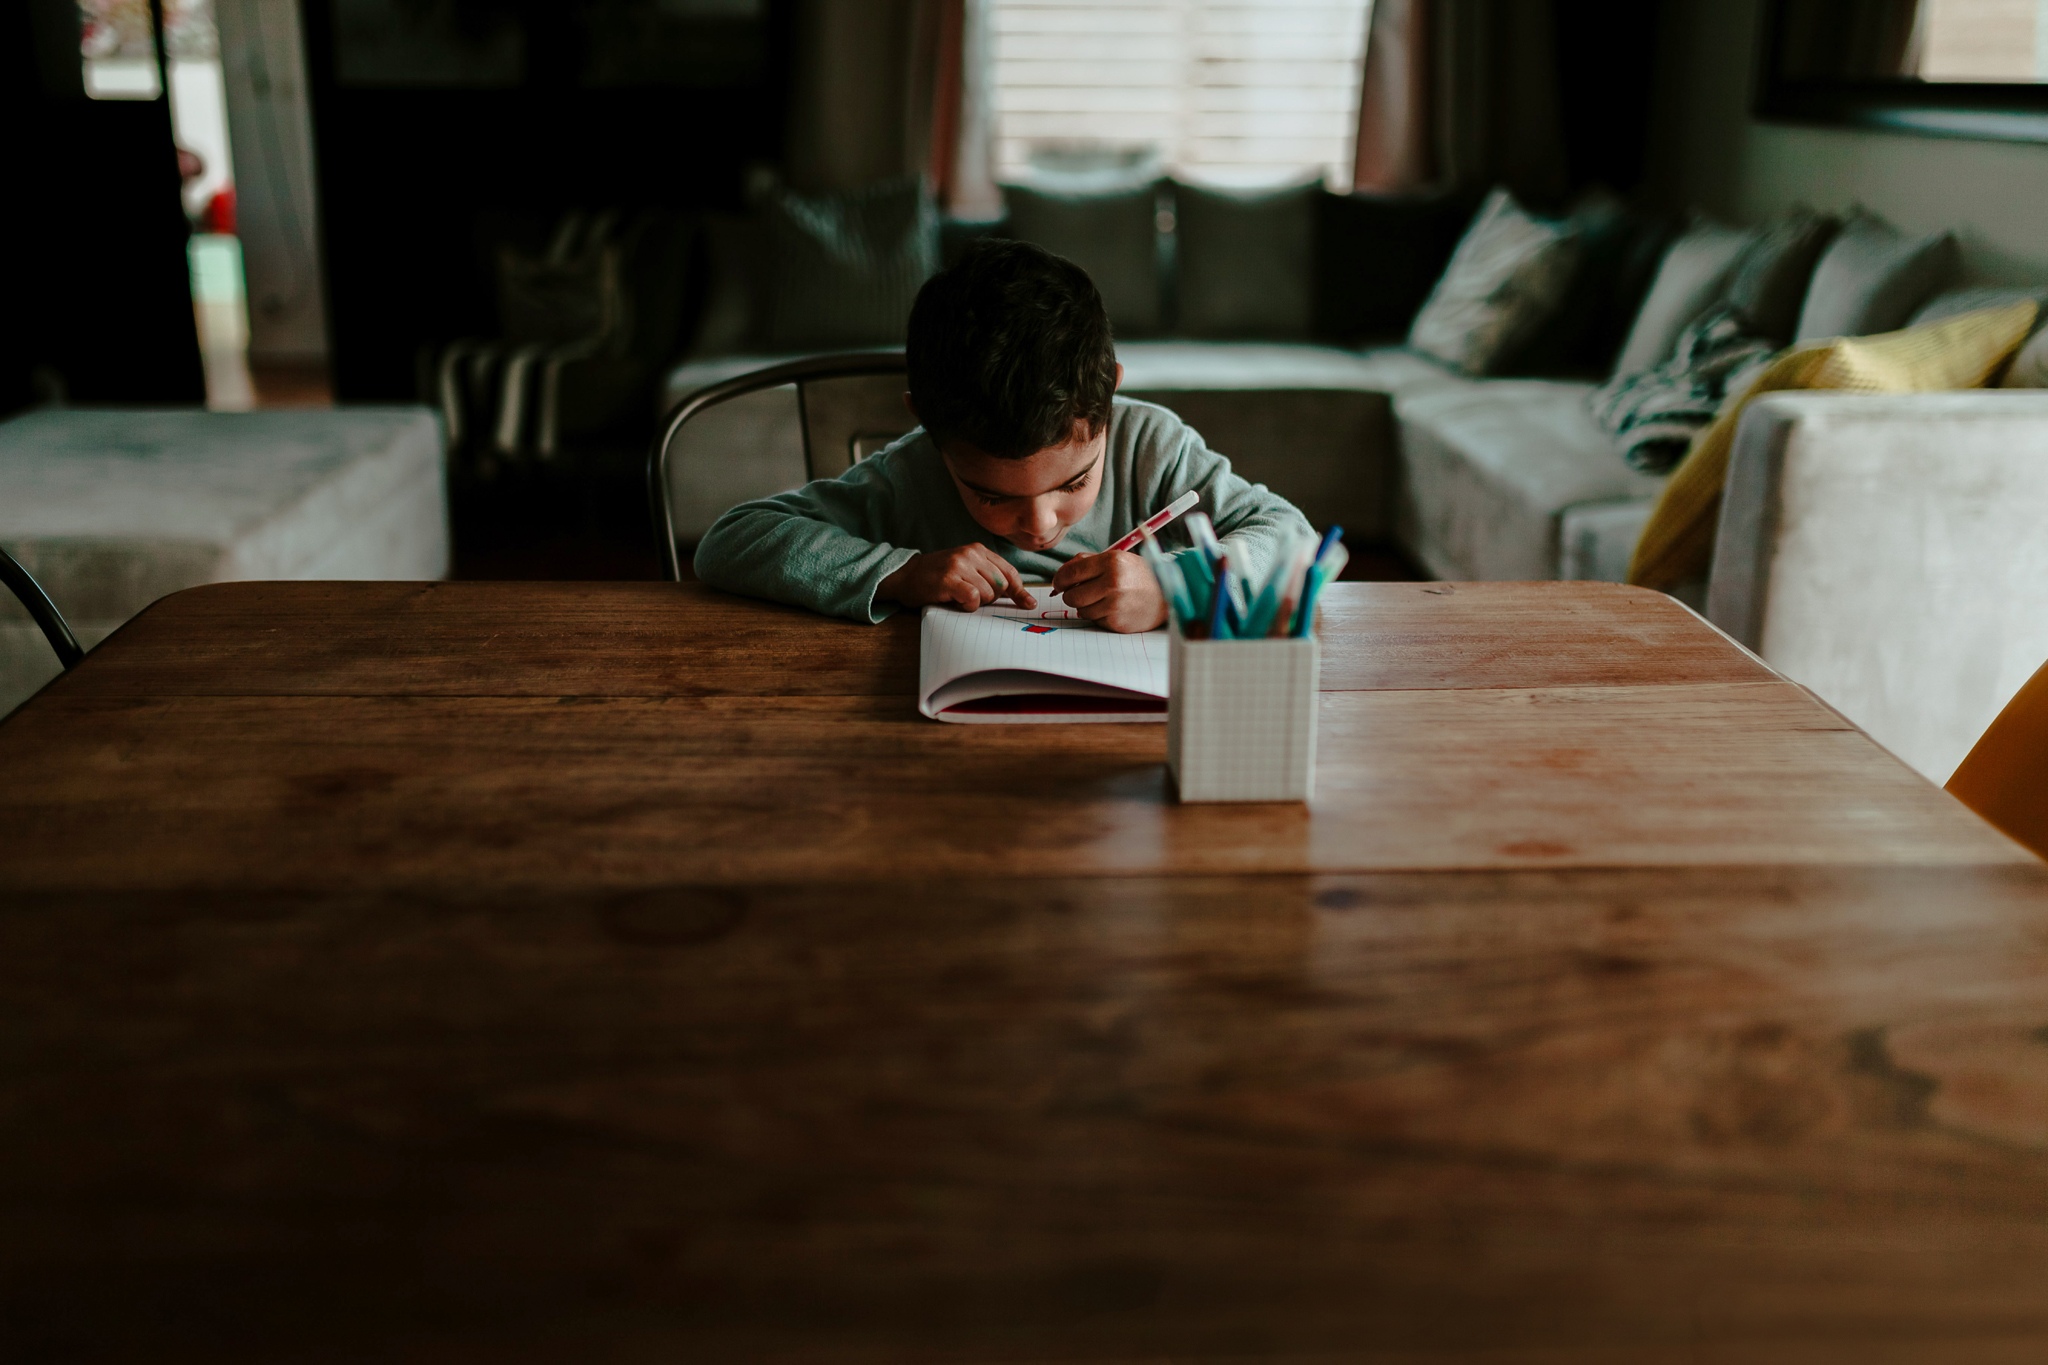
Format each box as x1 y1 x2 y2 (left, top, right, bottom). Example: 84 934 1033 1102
3 581 2046 1362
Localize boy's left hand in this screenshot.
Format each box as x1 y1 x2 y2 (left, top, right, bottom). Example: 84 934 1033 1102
1052 551 1167 633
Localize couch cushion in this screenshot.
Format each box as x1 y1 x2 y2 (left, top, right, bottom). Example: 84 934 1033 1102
1392 378 1666 581
1911 288 2048 388
1172 179 1317 339
1313 189 1476 343
688 212 762 355
1004 181 1163 335
1407 189 1582 376
1512 194 1675 377
1721 206 1839 346
1611 217 1753 377
1114 340 1460 395
1559 497 1658 583
1794 211 1960 343
757 177 939 350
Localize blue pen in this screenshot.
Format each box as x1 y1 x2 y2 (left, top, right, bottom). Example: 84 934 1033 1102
1290 528 1345 636
1292 545 1351 636
1208 554 1232 640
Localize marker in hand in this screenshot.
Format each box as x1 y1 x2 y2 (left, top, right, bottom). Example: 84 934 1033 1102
1106 489 1200 554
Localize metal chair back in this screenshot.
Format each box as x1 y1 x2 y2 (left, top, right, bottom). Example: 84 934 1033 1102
0 544 85 671
648 352 910 581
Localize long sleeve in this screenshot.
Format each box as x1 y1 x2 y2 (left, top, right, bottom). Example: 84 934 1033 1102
692 455 924 624
1131 406 1317 586
691 397 1318 623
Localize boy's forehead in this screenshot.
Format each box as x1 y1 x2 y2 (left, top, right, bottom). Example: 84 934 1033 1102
942 430 1102 497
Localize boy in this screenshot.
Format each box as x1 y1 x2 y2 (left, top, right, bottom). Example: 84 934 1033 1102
694 240 1315 632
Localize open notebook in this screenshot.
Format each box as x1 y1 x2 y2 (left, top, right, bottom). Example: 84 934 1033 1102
918 593 1169 723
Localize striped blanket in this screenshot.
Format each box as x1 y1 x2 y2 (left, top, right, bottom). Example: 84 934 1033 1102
1588 306 1778 474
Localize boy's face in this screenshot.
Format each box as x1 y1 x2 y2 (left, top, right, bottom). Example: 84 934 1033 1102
937 420 1106 553
916 361 1123 554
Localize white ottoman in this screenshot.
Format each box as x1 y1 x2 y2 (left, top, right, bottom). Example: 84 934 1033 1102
0 407 448 716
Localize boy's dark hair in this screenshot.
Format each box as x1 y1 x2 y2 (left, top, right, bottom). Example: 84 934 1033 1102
906 239 1117 459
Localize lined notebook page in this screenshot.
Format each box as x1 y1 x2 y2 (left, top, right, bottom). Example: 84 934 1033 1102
919 595 1169 717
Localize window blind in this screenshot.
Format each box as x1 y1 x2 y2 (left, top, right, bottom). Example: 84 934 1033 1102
990 0 1373 191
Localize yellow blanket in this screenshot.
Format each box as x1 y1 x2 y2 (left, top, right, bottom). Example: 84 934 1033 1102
1627 300 2039 591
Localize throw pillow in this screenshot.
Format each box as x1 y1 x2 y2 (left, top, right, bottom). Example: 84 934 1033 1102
1004 181 1164 335
1793 210 1961 342
1911 287 2048 387
1626 300 2038 591
1173 178 1317 339
1313 189 1478 342
1720 207 1839 346
2001 329 2048 388
1509 193 1681 377
1587 306 1777 473
1610 217 1755 377
1405 188 1583 376
1911 286 2048 328
757 177 940 350
688 212 761 355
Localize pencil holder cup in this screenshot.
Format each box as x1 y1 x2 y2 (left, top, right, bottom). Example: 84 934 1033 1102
1167 629 1319 802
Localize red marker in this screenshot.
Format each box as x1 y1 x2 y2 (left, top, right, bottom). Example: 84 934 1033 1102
1105 489 1200 555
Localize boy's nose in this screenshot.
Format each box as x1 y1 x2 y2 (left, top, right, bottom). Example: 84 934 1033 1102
1027 501 1061 540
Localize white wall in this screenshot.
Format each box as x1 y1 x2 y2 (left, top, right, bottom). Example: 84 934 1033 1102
215 0 330 363
1653 0 2048 285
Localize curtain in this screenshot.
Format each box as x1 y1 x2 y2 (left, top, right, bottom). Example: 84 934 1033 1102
785 0 996 215
1774 0 1925 80
943 0 1001 218
1350 0 1568 206
1353 0 1435 193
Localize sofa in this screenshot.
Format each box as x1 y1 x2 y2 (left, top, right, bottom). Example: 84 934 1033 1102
1706 389 2048 785
658 179 2041 623
0 407 449 717
651 178 1706 583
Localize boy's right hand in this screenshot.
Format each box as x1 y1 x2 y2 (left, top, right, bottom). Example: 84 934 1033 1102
878 545 1037 612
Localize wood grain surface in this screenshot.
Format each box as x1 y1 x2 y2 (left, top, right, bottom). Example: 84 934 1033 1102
3 580 2044 1361
0 683 2020 891
41 579 1773 700
6 866 2048 1361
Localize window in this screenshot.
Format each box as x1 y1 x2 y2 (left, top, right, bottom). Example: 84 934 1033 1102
1914 0 2048 82
990 0 1374 190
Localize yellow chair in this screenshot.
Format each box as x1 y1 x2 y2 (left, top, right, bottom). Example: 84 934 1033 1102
1948 658 2048 859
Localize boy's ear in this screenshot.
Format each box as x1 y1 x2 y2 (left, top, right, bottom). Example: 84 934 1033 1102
903 391 919 422
1115 363 1124 391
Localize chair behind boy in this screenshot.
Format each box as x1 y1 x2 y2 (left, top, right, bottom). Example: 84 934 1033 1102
649 352 909 580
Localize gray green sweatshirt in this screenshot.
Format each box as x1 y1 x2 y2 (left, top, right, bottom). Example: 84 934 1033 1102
693 397 1314 623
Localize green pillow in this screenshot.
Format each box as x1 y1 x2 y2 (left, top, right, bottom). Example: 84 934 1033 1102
758 177 939 350
1172 179 1318 339
1003 181 1164 335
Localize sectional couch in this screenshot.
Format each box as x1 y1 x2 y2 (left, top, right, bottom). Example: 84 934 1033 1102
654 178 1696 587
660 179 2043 637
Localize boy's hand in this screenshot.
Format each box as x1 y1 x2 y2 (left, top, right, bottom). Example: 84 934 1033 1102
878 545 1036 612
1052 550 1167 633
